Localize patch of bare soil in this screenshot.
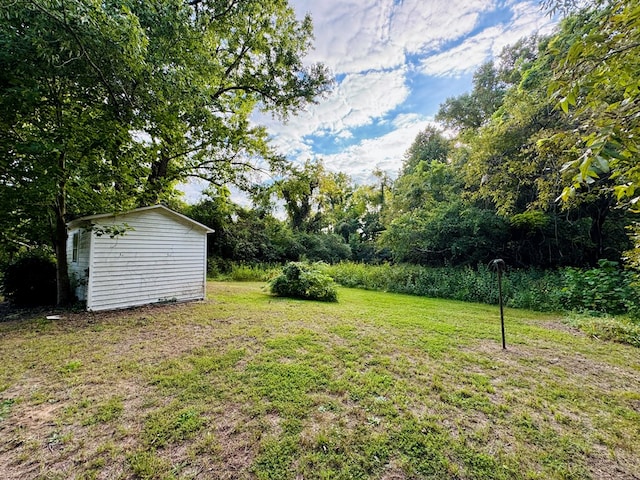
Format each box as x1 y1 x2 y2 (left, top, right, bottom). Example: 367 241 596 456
0 299 203 327
379 459 408 479
538 318 587 336
0 302 56 322
0 378 151 479
469 340 640 392
208 404 260 480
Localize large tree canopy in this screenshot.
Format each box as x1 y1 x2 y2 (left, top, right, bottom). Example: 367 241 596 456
0 0 332 304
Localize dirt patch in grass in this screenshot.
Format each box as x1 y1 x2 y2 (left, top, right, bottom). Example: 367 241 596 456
462 340 640 478
206 404 261 479
380 459 408 480
469 339 640 392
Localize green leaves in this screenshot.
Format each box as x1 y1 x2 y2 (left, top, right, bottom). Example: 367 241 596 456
550 0 640 210
270 262 338 302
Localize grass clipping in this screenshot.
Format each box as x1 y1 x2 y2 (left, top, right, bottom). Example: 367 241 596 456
269 262 338 302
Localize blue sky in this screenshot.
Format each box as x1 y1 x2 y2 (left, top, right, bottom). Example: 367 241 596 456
262 0 557 183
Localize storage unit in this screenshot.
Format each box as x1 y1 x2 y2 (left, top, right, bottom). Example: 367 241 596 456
67 205 212 311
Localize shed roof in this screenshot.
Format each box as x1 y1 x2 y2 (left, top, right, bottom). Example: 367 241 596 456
67 205 214 233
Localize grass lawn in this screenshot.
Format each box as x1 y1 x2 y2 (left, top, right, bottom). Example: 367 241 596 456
1 282 639 479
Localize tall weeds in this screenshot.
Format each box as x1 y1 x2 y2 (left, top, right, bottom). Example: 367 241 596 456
323 262 639 316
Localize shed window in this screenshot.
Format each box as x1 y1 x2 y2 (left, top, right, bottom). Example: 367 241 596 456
72 233 79 263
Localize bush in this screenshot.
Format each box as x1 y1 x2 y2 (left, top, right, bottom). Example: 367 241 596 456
270 262 338 302
2 249 57 306
559 260 640 316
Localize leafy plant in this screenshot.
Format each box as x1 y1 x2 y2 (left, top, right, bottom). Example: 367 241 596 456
1 249 57 306
559 260 640 316
270 262 338 302
0 399 14 421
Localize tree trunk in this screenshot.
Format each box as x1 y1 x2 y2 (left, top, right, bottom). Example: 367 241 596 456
54 203 72 306
144 155 170 206
586 193 613 266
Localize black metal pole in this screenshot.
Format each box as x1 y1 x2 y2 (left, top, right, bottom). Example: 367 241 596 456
491 258 506 350
498 267 505 350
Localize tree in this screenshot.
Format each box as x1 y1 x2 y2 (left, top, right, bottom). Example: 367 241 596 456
550 1 640 210
1 1 149 303
380 202 508 266
390 126 455 216
430 34 633 266
266 160 326 233
436 62 506 132
400 125 450 175
0 0 332 304
547 0 640 264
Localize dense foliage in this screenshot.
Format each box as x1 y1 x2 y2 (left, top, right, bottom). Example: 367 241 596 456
270 262 338 302
323 261 640 317
1 250 57 306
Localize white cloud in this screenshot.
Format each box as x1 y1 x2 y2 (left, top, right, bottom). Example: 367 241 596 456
493 1 558 51
420 1 556 77
292 0 494 74
262 67 410 158
318 114 438 183
420 26 500 77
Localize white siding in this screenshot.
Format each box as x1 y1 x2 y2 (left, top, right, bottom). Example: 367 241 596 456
66 227 91 301
86 209 207 311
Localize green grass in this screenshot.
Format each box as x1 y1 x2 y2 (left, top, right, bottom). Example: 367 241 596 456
0 282 639 479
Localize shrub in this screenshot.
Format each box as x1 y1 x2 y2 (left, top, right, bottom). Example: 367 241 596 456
2 249 57 306
559 260 640 316
270 262 338 302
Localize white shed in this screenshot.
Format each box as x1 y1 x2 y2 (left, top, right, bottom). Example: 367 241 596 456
66 205 213 311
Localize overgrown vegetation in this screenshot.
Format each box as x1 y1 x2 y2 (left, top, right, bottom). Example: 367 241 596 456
1 282 639 478
1 249 57 307
222 261 640 319
336 261 640 318
270 262 338 302
207 259 281 282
